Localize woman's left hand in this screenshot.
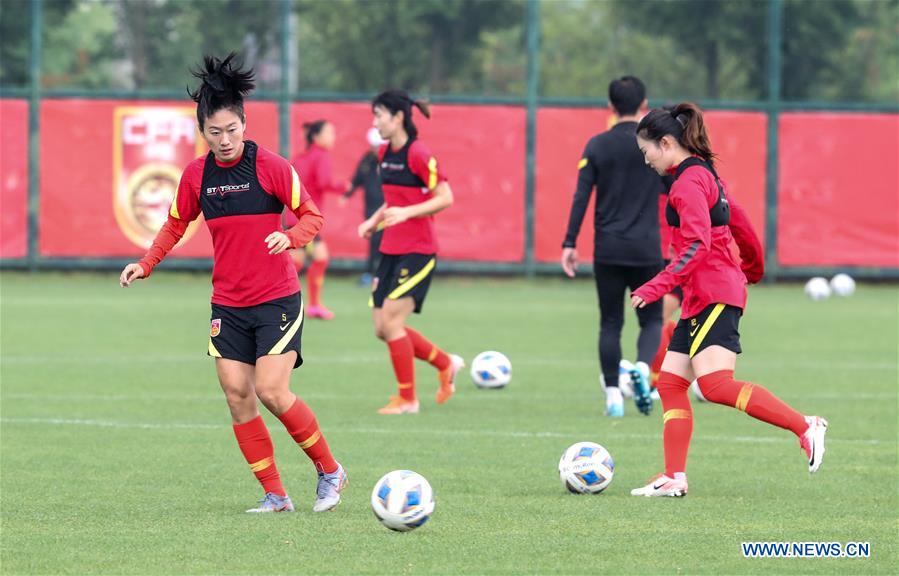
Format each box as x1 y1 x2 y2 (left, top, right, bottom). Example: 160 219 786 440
631 293 646 309
264 231 292 255
382 206 411 227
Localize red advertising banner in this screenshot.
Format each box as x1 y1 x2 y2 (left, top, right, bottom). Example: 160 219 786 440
1 99 29 259
39 100 278 257
534 108 767 265
778 113 899 267
292 102 526 262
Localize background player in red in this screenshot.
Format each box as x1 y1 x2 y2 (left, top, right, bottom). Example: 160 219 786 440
357 89 464 415
286 120 348 320
119 53 347 513
630 102 828 497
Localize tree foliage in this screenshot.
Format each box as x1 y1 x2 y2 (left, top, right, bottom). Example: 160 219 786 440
0 0 894 103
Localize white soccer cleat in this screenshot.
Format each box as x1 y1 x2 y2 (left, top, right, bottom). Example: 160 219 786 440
630 474 688 498
800 416 828 473
313 463 347 512
246 492 295 513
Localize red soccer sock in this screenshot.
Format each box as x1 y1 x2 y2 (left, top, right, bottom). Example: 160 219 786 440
276 397 338 474
404 327 451 371
657 371 693 476
697 370 808 437
650 320 677 387
387 335 416 401
306 259 328 307
233 416 286 496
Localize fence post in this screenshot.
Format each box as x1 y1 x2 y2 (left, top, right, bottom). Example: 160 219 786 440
279 0 292 159
27 0 43 271
524 0 540 277
765 0 783 280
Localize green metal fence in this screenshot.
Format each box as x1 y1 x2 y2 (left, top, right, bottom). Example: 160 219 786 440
2 0 897 278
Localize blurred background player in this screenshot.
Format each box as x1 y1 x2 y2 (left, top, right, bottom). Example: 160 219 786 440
342 127 386 286
561 75 665 418
358 89 464 415
630 103 827 497
119 53 347 513
286 120 349 320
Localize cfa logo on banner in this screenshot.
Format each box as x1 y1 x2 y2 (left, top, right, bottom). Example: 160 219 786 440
113 106 204 249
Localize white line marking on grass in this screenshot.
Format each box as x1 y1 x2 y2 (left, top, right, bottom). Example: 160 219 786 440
1 417 888 446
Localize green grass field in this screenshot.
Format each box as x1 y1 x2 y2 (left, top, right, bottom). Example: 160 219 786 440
1 271 897 575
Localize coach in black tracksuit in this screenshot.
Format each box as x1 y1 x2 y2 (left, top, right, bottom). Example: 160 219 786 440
561 76 666 417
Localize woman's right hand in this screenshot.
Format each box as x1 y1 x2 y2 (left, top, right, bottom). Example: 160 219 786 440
120 263 146 287
358 218 376 239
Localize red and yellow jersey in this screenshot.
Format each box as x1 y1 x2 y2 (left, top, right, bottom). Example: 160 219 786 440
634 159 763 318
139 141 323 307
377 138 446 255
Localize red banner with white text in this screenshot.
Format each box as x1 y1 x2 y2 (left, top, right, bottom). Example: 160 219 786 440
39 100 278 257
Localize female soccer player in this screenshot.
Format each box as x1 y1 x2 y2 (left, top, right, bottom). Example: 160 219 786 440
357 89 464 415
286 120 347 319
630 103 827 497
119 53 346 513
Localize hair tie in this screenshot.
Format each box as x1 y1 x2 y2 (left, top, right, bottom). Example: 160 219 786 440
675 114 687 128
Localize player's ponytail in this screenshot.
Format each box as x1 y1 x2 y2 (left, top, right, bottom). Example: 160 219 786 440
302 120 327 148
372 89 430 140
188 52 256 130
637 102 717 168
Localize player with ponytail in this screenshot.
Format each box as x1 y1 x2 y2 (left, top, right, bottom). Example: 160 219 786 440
629 102 828 497
358 89 464 415
120 53 347 513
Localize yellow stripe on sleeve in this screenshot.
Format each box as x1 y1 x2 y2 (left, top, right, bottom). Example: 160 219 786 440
578 158 588 170
268 299 304 355
428 157 438 190
387 258 436 300
689 303 726 357
290 166 301 210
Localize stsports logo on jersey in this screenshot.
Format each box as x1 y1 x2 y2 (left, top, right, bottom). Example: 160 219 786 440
113 106 203 249
205 182 251 197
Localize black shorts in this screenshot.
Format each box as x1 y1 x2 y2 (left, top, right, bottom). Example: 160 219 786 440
370 253 436 314
668 303 742 358
208 292 304 369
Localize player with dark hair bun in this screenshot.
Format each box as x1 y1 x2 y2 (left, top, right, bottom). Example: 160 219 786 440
358 89 464 415
629 102 827 498
120 53 347 513
284 119 347 319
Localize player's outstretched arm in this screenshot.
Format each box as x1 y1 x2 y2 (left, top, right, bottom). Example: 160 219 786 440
119 263 145 287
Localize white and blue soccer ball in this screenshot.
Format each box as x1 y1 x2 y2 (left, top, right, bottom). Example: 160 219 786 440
470 351 512 389
804 277 832 301
371 470 435 532
830 273 856 297
558 442 615 494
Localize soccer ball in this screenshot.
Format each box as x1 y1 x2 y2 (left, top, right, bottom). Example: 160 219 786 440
558 442 614 494
830 273 856 297
371 470 435 532
470 351 512 389
804 277 832 301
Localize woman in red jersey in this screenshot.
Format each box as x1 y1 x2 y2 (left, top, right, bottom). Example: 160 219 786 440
629 103 828 497
286 120 347 320
357 89 464 415
119 53 346 513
